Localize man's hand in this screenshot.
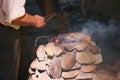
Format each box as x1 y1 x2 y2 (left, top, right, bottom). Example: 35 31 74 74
34 15 46 28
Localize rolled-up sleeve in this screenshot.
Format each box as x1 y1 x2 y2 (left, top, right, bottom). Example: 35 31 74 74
1 0 26 25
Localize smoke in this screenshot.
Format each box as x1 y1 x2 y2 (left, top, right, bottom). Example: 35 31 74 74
68 19 120 46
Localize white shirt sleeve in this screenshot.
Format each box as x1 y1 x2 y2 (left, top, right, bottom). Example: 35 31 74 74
1 0 26 25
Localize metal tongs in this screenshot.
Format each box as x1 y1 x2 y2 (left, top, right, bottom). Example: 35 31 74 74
44 13 56 22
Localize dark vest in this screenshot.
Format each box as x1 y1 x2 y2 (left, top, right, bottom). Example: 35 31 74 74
25 0 43 15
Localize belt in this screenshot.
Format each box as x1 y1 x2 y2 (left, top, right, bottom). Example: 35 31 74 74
0 23 20 38
0 23 17 31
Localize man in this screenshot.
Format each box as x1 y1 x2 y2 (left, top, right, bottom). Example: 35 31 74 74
0 0 46 80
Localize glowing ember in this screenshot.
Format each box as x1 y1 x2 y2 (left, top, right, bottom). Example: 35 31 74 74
54 38 61 43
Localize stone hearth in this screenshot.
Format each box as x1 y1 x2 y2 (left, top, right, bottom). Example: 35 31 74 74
28 32 104 80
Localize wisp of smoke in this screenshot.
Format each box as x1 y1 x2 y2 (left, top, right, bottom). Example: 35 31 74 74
69 19 119 44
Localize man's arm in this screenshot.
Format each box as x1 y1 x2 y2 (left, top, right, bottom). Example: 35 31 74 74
12 13 46 28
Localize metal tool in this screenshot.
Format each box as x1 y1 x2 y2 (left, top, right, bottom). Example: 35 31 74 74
44 13 56 22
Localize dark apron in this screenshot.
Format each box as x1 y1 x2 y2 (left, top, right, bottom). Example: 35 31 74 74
0 24 20 80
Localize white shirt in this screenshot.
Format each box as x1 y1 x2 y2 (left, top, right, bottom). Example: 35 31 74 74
0 0 26 30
